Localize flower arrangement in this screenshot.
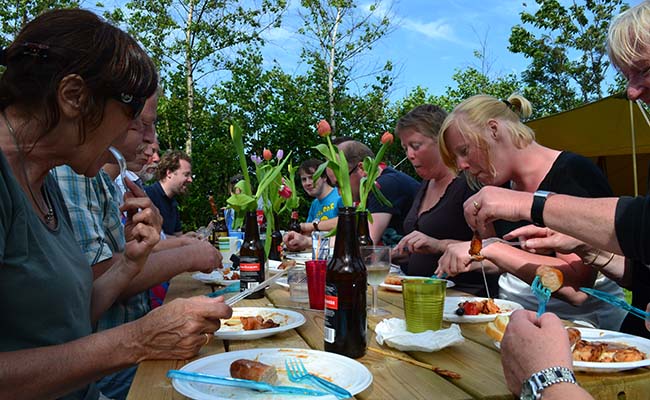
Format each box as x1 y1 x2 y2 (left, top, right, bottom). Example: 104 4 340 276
312 120 393 220
227 122 293 256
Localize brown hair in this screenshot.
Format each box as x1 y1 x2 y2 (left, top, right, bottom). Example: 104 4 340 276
0 9 158 143
395 104 448 140
157 149 191 181
338 140 374 170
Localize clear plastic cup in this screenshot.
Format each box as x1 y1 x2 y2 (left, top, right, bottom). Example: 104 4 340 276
288 265 309 303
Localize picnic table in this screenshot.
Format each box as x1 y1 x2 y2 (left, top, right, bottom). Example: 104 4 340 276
126 272 650 399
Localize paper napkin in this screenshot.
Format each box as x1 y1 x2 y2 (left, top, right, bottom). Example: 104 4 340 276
375 318 464 352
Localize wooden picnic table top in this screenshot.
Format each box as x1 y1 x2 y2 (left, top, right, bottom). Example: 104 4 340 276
126 272 650 400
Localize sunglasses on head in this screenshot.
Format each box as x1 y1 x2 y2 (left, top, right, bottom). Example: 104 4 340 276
113 93 146 119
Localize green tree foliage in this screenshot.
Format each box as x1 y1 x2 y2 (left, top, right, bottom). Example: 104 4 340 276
0 0 79 46
508 0 628 116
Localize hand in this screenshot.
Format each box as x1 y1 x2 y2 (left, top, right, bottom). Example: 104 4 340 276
504 225 586 255
501 310 573 396
121 179 162 266
434 241 476 277
393 231 441 256
464 187 532 231
188 240 223 273
132 296 232 361
283 231 310 252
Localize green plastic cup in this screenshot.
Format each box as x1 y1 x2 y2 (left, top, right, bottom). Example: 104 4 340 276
402 278 446 333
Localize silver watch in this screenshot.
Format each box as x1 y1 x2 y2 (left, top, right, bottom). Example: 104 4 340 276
520 366 577 400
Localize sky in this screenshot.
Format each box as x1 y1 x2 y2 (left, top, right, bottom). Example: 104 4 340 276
259 0 643 103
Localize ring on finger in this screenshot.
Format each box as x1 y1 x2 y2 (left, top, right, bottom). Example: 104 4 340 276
473 200 481 210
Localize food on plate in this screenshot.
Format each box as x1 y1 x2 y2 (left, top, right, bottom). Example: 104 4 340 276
230 359 278 383
237 316 280 330
485 315 510 342
384 274 404 286
535 265 563 292
567 328 646 363
455 298 501 316
468 231 485 262
278 259 296 270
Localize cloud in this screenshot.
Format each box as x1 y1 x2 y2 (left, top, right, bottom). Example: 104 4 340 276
402 18 455 41
263 26 295 42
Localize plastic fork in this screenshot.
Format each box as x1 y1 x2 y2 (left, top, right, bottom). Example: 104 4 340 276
581 287 650 321
108 146 130 191
531 276 551 318
285 358 351 399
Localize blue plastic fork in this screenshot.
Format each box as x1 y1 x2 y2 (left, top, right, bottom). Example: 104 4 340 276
531 276 551 318
581 287 650 321
285 358 352 399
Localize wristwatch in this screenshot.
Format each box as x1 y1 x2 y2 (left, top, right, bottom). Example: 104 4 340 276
520 366 577 400
531 190 554 227
312 219 320 232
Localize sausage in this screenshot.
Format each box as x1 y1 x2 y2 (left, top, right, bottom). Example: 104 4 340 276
230 359 278 383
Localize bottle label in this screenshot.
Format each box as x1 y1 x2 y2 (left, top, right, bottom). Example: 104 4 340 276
324 294 338 310
240 262 261 272
291 211 299 219
324 326 335 343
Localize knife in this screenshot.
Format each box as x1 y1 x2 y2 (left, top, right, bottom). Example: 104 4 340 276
167 369 330 397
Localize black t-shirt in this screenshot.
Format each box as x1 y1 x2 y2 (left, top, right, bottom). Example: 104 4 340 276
145 181 182 235
368 167 420 241
402 176 499 296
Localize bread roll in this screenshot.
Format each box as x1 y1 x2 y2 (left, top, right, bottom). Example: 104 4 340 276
485 315 509 342
230 359 278 383
536 265 563 292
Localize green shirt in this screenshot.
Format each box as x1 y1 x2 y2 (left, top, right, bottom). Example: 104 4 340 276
0 151 98 400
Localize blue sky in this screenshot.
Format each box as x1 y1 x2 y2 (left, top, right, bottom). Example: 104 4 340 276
260 0 642 102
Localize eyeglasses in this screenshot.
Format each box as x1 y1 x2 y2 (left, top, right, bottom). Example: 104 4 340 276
348 164 359 176
113 93 146 119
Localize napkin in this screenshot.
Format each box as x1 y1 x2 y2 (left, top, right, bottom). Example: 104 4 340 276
375 318 464 352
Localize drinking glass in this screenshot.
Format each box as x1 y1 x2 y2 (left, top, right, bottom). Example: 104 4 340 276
361 245 391 316
402 278 446 333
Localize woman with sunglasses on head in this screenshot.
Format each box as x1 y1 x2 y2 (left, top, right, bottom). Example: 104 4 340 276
433 93 626 330
0 9 231 400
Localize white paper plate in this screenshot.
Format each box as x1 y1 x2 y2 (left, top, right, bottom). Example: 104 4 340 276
571 328 650 372
171 347 373 400
192 271 240 286
443 297 523 323
285 252 312 262
216 307 306 340
379 276 455 292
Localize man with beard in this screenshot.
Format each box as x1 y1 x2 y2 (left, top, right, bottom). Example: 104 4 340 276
145 150 193 236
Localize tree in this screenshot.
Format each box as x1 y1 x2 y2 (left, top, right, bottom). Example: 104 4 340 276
508 0 628 115
0 0 79 47
298 0 394 136
106 0 287 155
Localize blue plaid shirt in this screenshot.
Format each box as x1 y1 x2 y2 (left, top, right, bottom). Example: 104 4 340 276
52 166 150 331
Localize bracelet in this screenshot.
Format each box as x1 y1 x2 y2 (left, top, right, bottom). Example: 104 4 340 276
584 249 601 266
593 252 616 271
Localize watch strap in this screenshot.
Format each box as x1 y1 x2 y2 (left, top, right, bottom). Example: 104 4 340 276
312 220 320 232
521 366 577 400
531 190 553 227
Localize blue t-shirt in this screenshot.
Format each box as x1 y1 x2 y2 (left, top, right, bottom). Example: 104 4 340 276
145 181 182 235
307 187 343 222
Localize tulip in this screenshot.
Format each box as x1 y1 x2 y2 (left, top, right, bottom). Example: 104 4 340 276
251 154 262 165
276 149 284 160
317 119 331 137
278 184 292 199
263 148 273 161
381 131 394 145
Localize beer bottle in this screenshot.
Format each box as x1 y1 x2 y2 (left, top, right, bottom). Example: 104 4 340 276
289 210 301 233
268 213 284 261
207 192 222 246
215 208 229 238
356 210 373 246
239 211 265 299
324 207 367 358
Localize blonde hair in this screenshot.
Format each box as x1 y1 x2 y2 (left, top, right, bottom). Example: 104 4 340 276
438 93 536 185
607 2 650 71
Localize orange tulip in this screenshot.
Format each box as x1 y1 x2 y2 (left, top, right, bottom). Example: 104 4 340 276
263 148 272 161
317 119 331 137
381 131 394 145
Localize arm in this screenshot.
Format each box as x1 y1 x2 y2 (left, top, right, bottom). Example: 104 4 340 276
0 296 231 400
392 230 461 256
465 187 622 255
369 212 391 244
283 231 311 252
501 310 591 399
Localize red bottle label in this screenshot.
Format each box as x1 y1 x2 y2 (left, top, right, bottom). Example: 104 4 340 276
325 295 338 310
291 211 299 219
256 210 264 225
240 262 261 272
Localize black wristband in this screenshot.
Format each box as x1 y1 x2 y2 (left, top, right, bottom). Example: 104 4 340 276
312 220 320 231
531 190 554 227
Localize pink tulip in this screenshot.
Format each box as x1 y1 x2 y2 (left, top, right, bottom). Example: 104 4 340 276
263 148 273 161
278 184 292 199
317 120 331 137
